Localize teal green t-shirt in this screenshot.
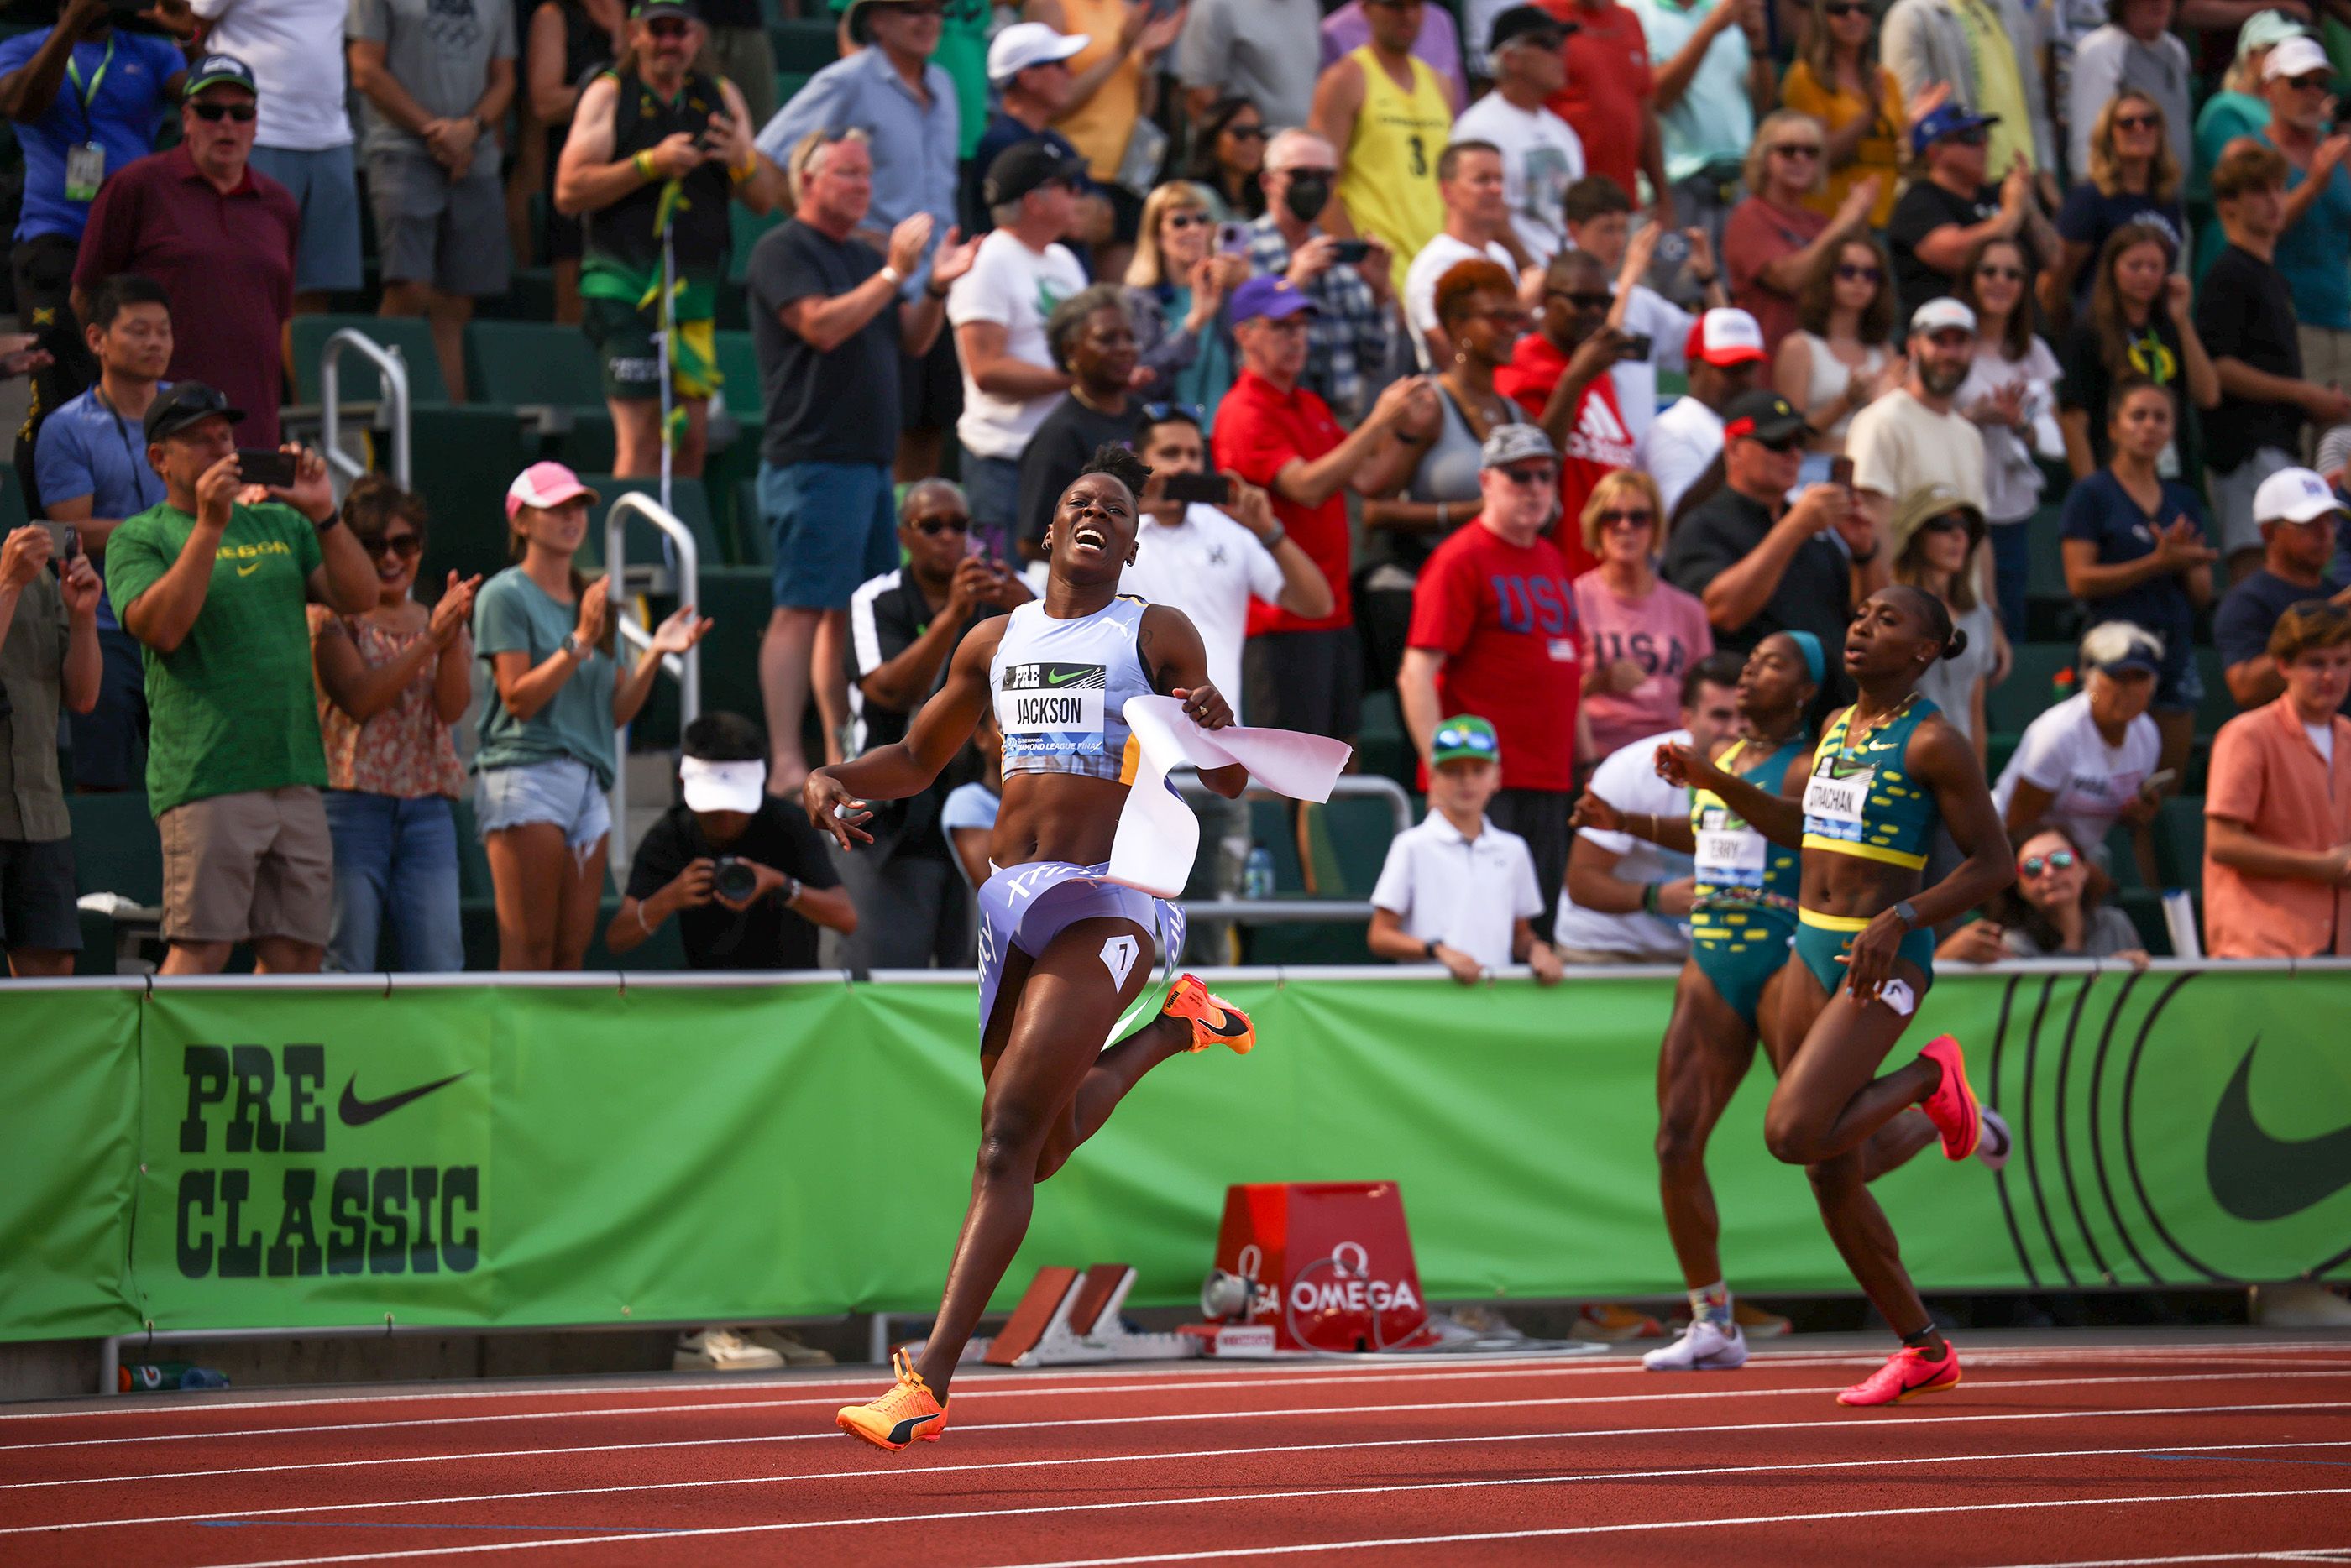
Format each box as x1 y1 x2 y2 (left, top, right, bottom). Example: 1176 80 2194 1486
104 500 327 816
471 567 620 789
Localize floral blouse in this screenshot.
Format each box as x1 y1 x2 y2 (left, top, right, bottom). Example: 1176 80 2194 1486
307 607 467 800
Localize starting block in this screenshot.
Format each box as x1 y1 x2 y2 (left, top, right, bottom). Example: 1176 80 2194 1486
977 1263 1204 1367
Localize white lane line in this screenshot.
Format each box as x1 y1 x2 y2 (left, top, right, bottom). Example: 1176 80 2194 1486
6 1369 2343 1492
1969 1551 2351 1568
991 1494 2351 1568
7 1363 2343 1466
5 1398 2343 1534
9 1423 2349 1539
186 1481 2351 1567
4 1341 2340 1427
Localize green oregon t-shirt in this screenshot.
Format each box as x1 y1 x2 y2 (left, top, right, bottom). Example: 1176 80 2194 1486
471 567 620 790
104 500 327 816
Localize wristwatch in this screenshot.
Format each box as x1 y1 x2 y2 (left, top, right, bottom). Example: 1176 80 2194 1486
1258 521 1285 550
781 875 803 907
1893 899 1921 931
1423 938 1441 960
561 631 590 661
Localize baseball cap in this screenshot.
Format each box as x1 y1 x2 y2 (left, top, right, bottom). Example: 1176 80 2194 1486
1479 421 1557 469
1685 308 1767 368
2237 8 2311 60
1230 274 1318 323
2265 34 2332 78
982 139 1088 208
2081 621 2165 677
678 754 766 814
1487 3 1573 50
505 460 598 520
185 54 258 97
2254 464 2347 525
1911 103 1999 158
1909 295 1978 337
1720 389 1807 446
143 382 244 444
988 21 1089 84
1430 714 1501 766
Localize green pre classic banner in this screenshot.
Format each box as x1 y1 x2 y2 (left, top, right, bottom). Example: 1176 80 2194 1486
3 965 2346 1341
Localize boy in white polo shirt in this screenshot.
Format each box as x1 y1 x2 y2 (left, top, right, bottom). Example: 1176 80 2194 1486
1367 716 1566 984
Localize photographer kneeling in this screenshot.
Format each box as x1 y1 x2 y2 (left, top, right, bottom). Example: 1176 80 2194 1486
609 712 855 969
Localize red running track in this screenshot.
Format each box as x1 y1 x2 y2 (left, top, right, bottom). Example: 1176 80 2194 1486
4 1335 2351 1566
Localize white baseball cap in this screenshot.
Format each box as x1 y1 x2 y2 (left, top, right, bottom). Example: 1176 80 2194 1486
1909 295 1979 337
2253 464 2347 525
2265 34 2331 80
987 21 1088 85
679 755 767 814
1685 308 1767 368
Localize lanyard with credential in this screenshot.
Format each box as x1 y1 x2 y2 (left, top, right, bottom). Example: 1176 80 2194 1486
62 36 117 204
94 385 165 515
65 35 116 141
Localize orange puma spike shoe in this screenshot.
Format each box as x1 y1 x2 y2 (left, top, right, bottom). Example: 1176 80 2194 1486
1164 973 1254 1054
836 1351 948 1451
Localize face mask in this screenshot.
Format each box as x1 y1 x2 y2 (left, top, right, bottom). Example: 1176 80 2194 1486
1282 172 1332 224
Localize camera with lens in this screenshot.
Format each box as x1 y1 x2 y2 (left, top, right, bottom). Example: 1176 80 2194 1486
712 855 758 903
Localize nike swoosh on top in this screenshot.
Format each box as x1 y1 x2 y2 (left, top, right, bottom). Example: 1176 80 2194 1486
1200 1008 1249 1037
338 1069 470 1127
885 1411 941 1445
237 563 263 576
2207 1037 2351 1221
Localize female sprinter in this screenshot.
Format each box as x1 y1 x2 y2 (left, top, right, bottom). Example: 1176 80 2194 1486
807 448 1259 1450
1657 587 2013 1405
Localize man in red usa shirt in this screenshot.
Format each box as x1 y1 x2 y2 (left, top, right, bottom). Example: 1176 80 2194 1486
1400 422 1594 933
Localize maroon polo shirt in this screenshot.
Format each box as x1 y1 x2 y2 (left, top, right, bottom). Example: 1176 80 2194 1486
74 144 298 447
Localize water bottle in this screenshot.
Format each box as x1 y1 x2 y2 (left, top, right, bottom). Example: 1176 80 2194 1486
1243 846 1275 901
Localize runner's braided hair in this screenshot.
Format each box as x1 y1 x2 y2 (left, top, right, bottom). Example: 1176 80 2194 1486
1883 583 1968 662
1076 444 1152 500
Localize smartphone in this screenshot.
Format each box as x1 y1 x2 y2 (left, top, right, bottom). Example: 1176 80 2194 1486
1161 472 1233 505
1216 221 1252 257
1829 456 1855 488
1328 238 1373 264
37 520 79 557
237 448 298 487
1617 332 1652 361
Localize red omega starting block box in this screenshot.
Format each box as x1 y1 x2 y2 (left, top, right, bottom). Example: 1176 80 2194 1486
1193 1181 1438 1355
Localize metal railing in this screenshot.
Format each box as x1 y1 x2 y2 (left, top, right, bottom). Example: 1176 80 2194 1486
605 492 702 881
317 328 411 492
1167 770 1413 925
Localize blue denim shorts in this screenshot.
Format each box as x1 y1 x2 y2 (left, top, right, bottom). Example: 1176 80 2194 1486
474 758 611 854
762 459 898 611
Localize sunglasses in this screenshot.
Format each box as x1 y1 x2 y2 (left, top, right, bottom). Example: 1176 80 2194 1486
1432 727 1496 753
1549 290 1615 310
190 101 258 123
1142 400 1204 426
1949 127 1990 146
1597 508 1655 529
1223 123 1268 141
1976 263 2026 280
910 512 970 536
1164 211 1212 229
1836 263 1883 283
646 17 692 36
2112 112 2160 132
1772 144 1823 159
362 532 423 561
2287 72 2332 91
1920 513 1971 533
2019 849 2077 877
1751 435 1805 454
1496 464 1559 487
1823 2 1870 13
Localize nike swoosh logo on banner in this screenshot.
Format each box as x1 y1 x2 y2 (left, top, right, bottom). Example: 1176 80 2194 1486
885 1412 941 1445
2206 1037 2351 1221
338 1070 470 1127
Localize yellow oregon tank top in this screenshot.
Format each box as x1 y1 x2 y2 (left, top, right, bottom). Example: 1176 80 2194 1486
1334 44 1451 295
1050 0 1144 181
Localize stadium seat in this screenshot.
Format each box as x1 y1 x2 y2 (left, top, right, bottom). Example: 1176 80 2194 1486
570 475 719 576
468 320 605 409
770 18 838 71
693 566 776 723
1355 689 1415 788
730 205 786 285
1985 640 2075 738
2150 793 2205 890
290 315 451 405
401 407 545 586
68 792 163 907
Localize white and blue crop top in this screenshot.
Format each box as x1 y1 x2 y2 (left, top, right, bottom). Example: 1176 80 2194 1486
989 597 1157 781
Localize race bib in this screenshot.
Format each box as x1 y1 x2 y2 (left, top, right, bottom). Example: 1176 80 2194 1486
1694 827 1767 878
1803 767 1871 827
997 661 1107 761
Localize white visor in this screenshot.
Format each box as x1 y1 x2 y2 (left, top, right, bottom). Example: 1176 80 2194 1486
679 755 767 814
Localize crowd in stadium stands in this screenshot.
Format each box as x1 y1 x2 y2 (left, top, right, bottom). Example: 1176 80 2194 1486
6 0 2351 988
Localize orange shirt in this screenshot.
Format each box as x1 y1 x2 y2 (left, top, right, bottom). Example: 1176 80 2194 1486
2202 697 2351 959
